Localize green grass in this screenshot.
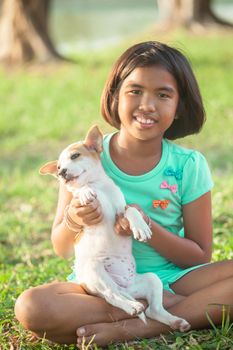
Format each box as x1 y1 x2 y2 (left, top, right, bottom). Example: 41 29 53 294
1 29 233 349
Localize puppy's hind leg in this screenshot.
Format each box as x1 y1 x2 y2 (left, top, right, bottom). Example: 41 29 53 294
88 264 145 318
128 273 191 332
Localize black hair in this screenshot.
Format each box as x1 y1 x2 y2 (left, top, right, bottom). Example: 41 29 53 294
101 41 205 140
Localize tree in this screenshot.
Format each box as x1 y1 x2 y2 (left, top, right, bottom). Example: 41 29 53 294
157 0 233 30
0 0 65 64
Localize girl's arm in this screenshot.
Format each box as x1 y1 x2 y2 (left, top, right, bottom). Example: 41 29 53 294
148 191 213 268
116 191 212 268
51 183 103 259
51 183 74 259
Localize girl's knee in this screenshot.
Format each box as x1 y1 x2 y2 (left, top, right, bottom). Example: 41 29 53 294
15 286 54 332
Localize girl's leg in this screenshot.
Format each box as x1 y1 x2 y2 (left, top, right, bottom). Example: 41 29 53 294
15 281 134 344
76 260 233 346
170 260 233 295
15 280 180 344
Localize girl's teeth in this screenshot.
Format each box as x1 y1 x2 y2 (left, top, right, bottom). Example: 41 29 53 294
136 116 154 124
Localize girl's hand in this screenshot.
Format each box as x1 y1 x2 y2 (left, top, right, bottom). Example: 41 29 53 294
68 197 103 227
114 213 132 236
114 204 150 236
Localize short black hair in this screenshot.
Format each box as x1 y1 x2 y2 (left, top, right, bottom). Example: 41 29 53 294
101 41 205 140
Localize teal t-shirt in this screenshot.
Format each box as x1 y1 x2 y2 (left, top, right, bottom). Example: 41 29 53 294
101 133 214 292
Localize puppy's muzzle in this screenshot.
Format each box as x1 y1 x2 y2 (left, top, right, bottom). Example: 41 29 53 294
58 168 68 179
58 168 77 182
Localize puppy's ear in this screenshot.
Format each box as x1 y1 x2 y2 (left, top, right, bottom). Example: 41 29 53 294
39 160 58 177
84 125 103 153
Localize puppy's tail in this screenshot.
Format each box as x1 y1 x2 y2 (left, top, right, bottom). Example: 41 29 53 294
138 312 147 324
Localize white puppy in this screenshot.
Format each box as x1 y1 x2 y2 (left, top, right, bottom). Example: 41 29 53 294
40 125 190 331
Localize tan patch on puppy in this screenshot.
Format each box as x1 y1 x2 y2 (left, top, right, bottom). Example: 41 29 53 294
68 143 100 162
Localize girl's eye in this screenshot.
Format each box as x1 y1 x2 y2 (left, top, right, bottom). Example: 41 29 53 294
158 92 169 98
129 90 141 95
71 153 81 160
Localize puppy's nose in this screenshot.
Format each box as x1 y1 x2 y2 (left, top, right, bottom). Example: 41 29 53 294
58 168 68 178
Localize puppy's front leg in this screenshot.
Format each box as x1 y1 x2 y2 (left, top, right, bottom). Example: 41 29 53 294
76 186 97 205
124 206 152 242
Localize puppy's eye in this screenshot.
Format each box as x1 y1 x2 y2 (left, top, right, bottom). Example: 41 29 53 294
71 153 80 160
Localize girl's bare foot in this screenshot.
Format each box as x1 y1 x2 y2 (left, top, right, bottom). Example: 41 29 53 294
76 318 161 347
76 292 185 347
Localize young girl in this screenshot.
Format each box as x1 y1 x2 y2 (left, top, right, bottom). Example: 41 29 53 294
15 41 233 347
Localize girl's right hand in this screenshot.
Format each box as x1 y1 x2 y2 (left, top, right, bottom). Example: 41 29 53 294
67 197 103 227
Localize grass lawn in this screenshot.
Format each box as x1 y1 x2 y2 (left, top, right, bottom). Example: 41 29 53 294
0 29 233 349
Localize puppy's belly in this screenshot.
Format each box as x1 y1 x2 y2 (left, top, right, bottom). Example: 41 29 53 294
103 255 136 288
75 254 136 289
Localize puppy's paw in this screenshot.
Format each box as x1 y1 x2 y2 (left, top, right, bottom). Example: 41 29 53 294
126 301 145 316
78 186 97 205
132 225 152 242
125 207 152 242
171 318 191 332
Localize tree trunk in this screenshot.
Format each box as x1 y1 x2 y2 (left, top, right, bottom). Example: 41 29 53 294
0 0 65 64
193 0 233 27
157 0 233 30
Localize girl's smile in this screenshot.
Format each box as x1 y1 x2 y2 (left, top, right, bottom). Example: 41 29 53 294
118 65 179 141
133 112 158 128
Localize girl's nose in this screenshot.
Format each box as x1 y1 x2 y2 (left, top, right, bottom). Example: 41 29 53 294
139 94 156 112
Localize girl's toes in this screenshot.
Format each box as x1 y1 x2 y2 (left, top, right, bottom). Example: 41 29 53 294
76 325 99 346
77 325 95 339
77 326 86 337
76 322 122 347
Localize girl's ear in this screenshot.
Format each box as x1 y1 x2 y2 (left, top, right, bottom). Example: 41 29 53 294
39 160 58 177
84 125 103 153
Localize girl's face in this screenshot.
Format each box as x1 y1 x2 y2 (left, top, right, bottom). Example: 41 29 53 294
117 65 179 142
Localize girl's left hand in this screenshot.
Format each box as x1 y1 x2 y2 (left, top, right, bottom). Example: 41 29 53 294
114 204 149 236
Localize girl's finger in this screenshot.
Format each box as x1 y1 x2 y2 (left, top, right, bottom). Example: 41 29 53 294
83 209 103 223
119 217 130 230
116 214 130 230
75 201 101 216
70 197 82 207
114 221 131 236
85 214 104 226
71 198 99 210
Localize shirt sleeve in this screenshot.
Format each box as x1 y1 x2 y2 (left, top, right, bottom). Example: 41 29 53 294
181 151 214 205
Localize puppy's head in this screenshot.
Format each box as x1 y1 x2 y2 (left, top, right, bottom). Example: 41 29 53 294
39 125 103 188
